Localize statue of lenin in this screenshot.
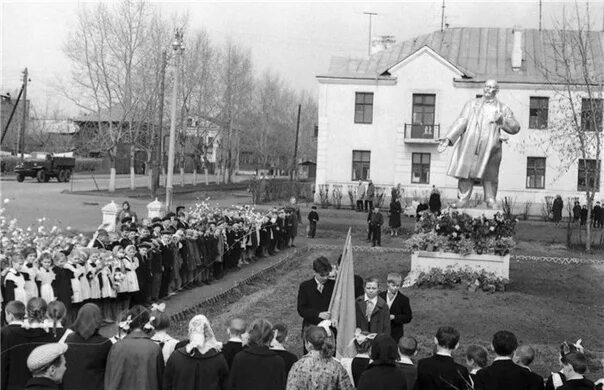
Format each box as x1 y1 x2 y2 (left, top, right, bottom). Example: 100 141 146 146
437 79 521 209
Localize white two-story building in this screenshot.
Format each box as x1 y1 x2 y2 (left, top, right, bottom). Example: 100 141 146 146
315 27 604 213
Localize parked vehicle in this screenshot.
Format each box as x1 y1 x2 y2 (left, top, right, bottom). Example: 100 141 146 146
14 152 76 183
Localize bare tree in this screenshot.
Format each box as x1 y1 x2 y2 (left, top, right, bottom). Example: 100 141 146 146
217 40 254 184
63 1 156 192
181 30 221 185
532 4 604 251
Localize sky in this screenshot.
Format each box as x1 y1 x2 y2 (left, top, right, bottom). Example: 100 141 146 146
2 0 604 117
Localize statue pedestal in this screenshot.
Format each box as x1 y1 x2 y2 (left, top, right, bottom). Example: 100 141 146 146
446 207 504 219
404 251 510 287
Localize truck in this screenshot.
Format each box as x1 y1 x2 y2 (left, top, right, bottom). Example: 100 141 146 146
14 152 76 183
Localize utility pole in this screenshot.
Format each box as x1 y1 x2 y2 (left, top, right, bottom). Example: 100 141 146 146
152 50 167 196
291 104 301 182
1 86 24 144
440 0 446 32
17 68 28 161
166 29 184 212
363 12 377 56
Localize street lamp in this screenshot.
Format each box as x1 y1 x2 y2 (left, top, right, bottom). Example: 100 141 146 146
165 28 184 212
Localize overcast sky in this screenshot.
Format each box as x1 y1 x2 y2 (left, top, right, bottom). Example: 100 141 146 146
2 0 604 116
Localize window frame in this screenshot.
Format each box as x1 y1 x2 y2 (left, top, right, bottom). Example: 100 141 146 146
528 97 549 129
411 152 431 184
577 159 601 192
354 92 374 124
526 157 546 189
581 98 603 132
351 150 371 181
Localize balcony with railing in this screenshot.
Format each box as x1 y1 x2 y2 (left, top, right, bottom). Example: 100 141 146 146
404 123 440 144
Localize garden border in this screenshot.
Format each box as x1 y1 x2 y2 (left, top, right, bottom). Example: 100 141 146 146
168 244 603 322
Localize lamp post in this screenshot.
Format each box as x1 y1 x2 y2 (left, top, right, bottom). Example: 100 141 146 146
166 28 184 212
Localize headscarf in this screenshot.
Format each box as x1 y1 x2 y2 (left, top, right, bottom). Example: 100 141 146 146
72 303 103 340
186 315 222 355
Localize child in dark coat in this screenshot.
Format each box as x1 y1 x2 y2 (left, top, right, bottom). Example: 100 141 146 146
307 207 319 239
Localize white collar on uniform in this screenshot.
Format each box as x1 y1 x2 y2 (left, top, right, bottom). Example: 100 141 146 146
397 356 413 365
386 291 398 307
364 295 378 306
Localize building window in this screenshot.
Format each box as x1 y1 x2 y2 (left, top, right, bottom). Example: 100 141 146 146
529 97 549 129
186 117 193 127
352 150 371 180
526 157 546 189
581 98 603 132
578 159 601 191
313 124 319 139
206 137 214 148
411 153 430 184
354 92 373 124
411 94 436 138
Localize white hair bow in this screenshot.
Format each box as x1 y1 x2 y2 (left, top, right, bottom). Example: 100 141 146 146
144 316 156 331
118 315 132 331
150 302 166 312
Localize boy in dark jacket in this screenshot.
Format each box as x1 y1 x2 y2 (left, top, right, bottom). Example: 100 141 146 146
370 207 384 247
307 207 319 238
416 326 470 390
474 330 534 390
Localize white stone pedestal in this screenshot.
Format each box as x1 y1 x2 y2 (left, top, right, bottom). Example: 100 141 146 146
410 251 510 279
147 198 165 219
101 201 119 232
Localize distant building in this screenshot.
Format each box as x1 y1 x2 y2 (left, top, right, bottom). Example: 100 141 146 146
316 27 604 212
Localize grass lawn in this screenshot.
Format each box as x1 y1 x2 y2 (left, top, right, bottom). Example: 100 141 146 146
170 247 604 380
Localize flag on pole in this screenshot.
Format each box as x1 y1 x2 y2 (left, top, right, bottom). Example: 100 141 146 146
328 228 357 359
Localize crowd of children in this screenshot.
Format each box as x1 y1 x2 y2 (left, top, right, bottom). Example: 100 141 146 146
0 200 302 323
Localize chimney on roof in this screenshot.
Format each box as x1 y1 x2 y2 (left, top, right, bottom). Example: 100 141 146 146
512 28 523 71
370 35 396 55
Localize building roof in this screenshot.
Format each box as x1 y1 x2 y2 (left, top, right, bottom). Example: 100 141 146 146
72 106 130 123
319 27 604 84
32 119 78 134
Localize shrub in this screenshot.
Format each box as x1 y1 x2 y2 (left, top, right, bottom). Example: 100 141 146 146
415 266 508 292
405 210 517 256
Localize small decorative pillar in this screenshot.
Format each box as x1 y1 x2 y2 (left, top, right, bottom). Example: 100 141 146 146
147 198 165 219
101 201 119 232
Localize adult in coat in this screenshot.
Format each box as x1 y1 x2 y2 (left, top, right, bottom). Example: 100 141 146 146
364 181 375 211
356 180 365 212
378 273 412 343
296 257 335 351
104 305 164 390
1 298 56 390
355 278 391 335
163 315 228 390
228 319 286 390
428 186 442 215
62 303 112 390
388 198 402 236
552 195 564 226
438 79 520 208
357 335 407 390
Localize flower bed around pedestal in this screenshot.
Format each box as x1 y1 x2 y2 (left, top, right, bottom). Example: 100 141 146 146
403 210 516 290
